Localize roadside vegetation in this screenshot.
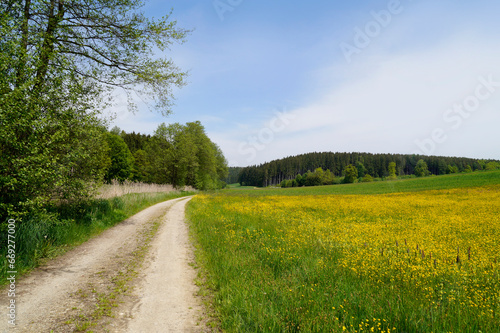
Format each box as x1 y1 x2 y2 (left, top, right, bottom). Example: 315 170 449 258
188 170 500 332
228 169 500 196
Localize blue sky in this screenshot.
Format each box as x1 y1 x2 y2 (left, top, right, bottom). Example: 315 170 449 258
108 0 500 166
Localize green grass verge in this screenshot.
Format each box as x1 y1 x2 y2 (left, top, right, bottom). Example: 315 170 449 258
0 191 195 285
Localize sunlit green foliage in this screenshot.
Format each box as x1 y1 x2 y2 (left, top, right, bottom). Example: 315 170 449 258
0 0 189 222
144 122 228 189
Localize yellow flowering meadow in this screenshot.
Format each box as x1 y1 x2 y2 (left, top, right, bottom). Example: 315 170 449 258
189 185 500 332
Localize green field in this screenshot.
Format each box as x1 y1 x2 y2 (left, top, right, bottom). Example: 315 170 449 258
226 170 500 196
188 170 500 332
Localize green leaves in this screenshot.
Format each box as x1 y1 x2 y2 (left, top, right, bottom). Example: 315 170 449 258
2 0 188 114
415 159 431 178
0 74 109 221
1 0 190 221
343 164 358 184
104 133 134 183
143 122 228 190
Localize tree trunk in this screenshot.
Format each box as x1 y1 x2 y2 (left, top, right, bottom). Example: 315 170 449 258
16 0 32 88
34 0 65 91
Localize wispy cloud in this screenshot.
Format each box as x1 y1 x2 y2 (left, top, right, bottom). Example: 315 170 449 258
216 34 500 165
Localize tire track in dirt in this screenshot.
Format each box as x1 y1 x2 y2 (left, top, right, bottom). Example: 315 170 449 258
124 197 207 333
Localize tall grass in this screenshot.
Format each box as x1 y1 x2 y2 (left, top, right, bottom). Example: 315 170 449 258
96 179 195 199
0 191 194 284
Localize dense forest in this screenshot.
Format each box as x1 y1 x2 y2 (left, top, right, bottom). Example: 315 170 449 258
237 152 500 187
111 123 228 189
225 167 243 184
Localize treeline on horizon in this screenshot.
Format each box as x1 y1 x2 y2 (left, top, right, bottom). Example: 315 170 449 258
234 152 500 187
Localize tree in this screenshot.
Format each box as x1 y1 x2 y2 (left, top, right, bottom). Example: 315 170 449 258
110 126 122 136
184 121 227 190
104 133 134 183
323 169 336 185
295 174 305 187
130 149 149 182
0 95 111 220
315 168 325 183
2 0 188 114
387 162 397 180
486 162 500 170
236 152 495 187
305 172 322 186
214 144 229 188
447 165 459 174
437 160 448 175
356 162 366 178
343 164 358 183
0 1 188 221
415 159 430 177
143 122 227 189
362 174 374 182
225 167 242 185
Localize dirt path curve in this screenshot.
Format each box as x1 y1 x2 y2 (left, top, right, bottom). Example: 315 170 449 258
0 196 205 333
125 197 205 333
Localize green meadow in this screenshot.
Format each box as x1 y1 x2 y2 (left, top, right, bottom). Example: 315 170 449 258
188 170 500 332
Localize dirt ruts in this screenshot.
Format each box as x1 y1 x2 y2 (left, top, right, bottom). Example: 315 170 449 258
0 196 208 333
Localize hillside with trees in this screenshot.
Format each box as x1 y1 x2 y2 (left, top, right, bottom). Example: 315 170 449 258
238 152 500 187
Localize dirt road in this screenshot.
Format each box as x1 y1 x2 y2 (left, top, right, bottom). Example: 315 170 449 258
0 196 207 332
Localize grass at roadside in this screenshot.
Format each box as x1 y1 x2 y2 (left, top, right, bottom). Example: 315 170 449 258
188 172 500 332
0 191 195 285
